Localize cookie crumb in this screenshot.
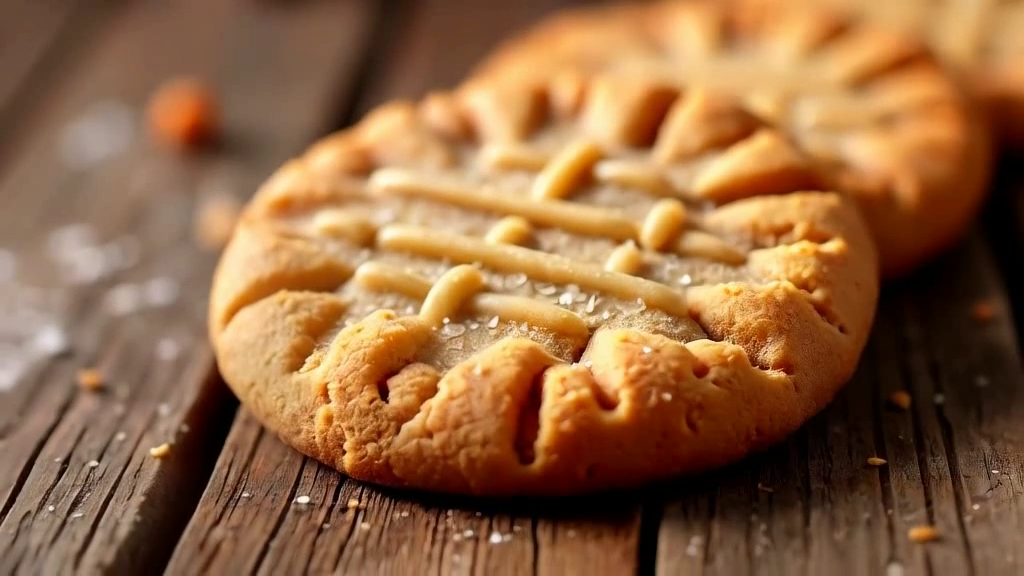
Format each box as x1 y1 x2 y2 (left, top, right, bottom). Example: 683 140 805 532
360 521 371 530
346 498 361 509
194 194 241 251
241 491 252 498
294 495 311 505
867 457 888 467
489 532 503 544
147 77 219 149
971 300 995 322
70 512 84 519
77 368 105 391
908 525 940 543
86 460 100 468
149 443 171 459
888 390 912 410
756 482 774 493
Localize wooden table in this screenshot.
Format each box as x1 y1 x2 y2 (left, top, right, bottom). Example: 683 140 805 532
1 1 1022 574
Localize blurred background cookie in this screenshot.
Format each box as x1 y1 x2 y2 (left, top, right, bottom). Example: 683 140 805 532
471 0 994 278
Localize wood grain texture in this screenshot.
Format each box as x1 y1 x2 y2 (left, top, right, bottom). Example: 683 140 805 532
0 0 100 140
0 0 375 573
655 232 1024 576
167 1 646 574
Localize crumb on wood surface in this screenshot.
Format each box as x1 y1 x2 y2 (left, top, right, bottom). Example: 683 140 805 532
908 525 941 543
147 77 220 149
888 390 912 410
867 457 888 466
149 443 172 458
971 300 996 322
77 368 105 391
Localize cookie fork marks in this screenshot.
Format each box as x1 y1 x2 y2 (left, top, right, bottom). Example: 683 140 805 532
377 224 690 317
531 140 603 199
420 265 486 326
369 168 747 265
370 167 639 241
353 262 589 338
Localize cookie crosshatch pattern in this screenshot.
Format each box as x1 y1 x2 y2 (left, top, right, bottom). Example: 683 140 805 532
209 77 879 496
471 0 993 278
771 0 1024 146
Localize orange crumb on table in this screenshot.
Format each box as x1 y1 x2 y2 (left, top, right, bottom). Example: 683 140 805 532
971 300 996 322
867 457 888 466
908 525 940 543
77 368 105 391
888 390 912 410
147 77 220 149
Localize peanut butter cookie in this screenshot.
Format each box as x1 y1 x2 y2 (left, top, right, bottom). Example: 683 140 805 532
209 77 879 496
471 0 992 278
759 0 1024 148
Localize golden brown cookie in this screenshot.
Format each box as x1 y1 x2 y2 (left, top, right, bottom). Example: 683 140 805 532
209 78 879 496
470 0 992 278
758 0 1024 148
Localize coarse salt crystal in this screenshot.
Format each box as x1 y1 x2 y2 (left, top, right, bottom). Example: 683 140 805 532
105 283 142 316
294 495 311 505
143 277 179 307
155 338 182 361
440 323 466 338
29 325 70 356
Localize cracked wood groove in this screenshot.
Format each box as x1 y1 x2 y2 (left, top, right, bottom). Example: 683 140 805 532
1 0 1024 574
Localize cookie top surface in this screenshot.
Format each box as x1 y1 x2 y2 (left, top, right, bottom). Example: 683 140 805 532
470 0 992 277
209 77 879 496
778 0 1024 73
764 0 1024 145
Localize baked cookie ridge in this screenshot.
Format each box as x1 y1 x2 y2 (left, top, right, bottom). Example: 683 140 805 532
469 0 993 278
210 77 879 496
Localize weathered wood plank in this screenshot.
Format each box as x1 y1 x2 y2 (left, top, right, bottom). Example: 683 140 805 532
167 0 645 574
0 0 376 573
655 231 1024 575
0 0 100 136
